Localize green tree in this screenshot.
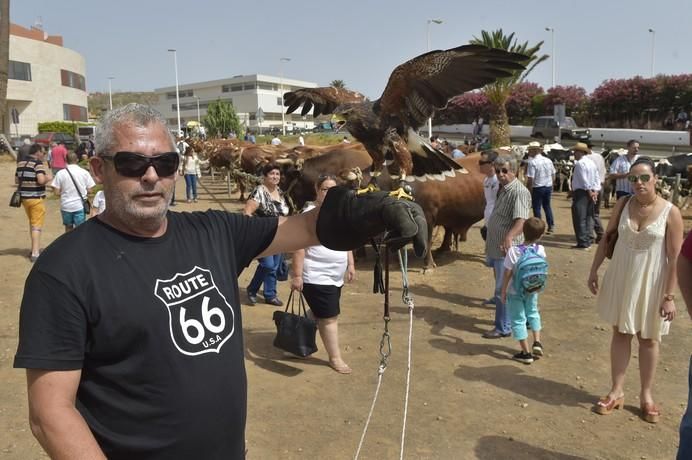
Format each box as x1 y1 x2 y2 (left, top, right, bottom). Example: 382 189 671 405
470 29 548 147
330 79 346 89
0 0 10 135
202 99 241 138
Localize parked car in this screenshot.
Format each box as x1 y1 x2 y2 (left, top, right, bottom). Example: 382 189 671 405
33 132 77 150
531 116 591 141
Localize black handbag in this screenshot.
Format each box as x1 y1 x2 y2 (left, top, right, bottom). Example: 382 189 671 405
64 166 91 214
10 173 22 208
9 190 21 207
272 290 318 357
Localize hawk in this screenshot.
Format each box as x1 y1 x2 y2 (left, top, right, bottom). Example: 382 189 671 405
284 44 527 194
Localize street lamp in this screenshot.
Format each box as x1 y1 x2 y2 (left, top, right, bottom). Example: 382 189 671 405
194 95 201 125
107 77 114 111
545 27 556 88
168 49 182 137
648 28 656 78
426 19 443 139
279 57 291 136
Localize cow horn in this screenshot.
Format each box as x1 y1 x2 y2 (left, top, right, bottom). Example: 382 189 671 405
274 158 294 165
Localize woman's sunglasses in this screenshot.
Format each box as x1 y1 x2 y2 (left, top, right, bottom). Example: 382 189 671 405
101 152 180 177
627 174 652 183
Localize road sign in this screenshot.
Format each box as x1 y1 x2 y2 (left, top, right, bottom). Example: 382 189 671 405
11 107 19 125
553 104 566 123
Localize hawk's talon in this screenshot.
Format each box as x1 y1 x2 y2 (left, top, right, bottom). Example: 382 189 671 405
356 183 380 195
388 187 414 201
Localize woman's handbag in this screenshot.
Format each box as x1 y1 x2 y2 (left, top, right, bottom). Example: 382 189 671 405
272 290 318 357
9 190 21 208
604 197 630 259
64 166 91 214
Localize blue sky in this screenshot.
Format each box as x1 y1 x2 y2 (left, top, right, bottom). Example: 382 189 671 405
12 0 692 99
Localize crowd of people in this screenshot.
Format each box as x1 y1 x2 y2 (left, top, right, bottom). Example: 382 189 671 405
8 105 691 458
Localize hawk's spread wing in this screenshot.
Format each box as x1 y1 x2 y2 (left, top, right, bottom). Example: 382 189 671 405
284 87 367 117
375 44 527 129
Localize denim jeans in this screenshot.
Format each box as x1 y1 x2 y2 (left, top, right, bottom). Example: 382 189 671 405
247 254 282 300
677 355 692 460
184 174 198 200
531 186 554 228
571 189 595 247
488 257 511 334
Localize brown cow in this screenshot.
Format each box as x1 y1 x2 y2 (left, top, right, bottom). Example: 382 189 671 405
398 153 485 269
280 144 372 212
235 145 300 200
282 146 485 269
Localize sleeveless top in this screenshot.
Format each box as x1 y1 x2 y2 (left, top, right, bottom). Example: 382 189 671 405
596 200 673 341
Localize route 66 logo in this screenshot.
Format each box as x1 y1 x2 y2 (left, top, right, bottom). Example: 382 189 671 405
154 266 235 356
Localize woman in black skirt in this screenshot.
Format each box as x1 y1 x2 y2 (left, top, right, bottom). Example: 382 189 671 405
290 175 355 373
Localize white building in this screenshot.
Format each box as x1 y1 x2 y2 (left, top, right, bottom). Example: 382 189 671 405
154 74 318 134
8 23 88 137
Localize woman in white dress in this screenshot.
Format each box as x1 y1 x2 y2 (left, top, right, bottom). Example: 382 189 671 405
588 157 683 423
291 176 355 373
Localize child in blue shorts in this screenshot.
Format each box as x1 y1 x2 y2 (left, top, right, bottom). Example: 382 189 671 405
501 217 547 364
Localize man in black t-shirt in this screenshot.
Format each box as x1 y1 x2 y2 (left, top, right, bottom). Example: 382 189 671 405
14 104 427 459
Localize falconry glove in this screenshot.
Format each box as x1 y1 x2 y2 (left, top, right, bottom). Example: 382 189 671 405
316 185 428 257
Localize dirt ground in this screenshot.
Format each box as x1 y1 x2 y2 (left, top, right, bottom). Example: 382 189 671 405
0 155 690 460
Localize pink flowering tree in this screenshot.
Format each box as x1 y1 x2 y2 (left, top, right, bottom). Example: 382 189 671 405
506 82 544 124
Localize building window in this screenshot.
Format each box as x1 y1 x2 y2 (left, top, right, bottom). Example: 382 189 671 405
9 60 32 81
166 90 194 99
257 82 277 91
244 83 257 90
61 70 86 91
63 104 88 121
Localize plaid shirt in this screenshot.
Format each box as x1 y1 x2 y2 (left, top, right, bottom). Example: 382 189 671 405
485 178 531 260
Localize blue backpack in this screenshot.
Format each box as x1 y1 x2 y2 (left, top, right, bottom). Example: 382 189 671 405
512 244 548 296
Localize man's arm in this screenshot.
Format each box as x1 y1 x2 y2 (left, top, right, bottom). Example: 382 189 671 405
502 217 525 253
26 369 106 460
258 209 319 258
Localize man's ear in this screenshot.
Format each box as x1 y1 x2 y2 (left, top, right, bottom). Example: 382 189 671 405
89 157 105 184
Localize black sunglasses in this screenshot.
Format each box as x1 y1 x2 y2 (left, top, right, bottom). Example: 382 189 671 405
495 167 511 174
101 151 180 177
627 174 652 183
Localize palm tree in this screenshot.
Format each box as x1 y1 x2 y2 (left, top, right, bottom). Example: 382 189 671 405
0 0 10 136
330 79 346 89
470 29 548 147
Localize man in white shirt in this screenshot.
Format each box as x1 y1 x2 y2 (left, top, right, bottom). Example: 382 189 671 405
585 142 607 242
570 142 600 250
298 134 305 146
525 141 556 234
271 135 282 146
609 140 640 198
51 152 96 232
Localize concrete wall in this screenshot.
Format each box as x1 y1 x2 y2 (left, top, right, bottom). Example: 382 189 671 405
435 124 691 146
8 27 88 137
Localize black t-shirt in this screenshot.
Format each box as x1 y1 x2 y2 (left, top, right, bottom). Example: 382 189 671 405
14 211 278 459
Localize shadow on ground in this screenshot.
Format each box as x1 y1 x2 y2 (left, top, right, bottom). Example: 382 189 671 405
475 435 588 460
456 364 596 408
243 328 330 377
